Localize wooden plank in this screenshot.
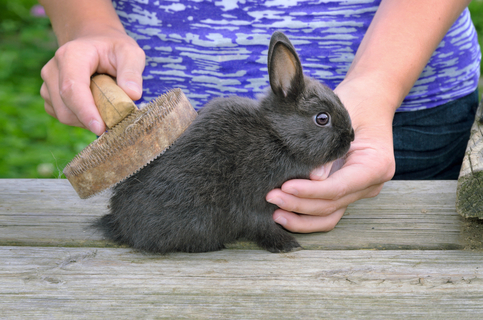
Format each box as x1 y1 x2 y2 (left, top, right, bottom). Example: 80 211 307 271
457 98 483 218
1 246 483 319
1 179 481 250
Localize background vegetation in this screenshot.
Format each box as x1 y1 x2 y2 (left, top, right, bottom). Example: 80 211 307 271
0 0 482 178
0 0 95 179
470 0 483 64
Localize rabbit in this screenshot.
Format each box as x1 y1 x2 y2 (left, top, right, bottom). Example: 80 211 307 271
94 31 355 254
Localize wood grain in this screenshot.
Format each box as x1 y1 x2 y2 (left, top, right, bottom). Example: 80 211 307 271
90 74 136 128
0 179 475 250
457 98 483 218
1 247 483 319
2 179 483 319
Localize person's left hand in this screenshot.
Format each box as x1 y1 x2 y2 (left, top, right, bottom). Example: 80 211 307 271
266 148 390 233
266 79 397 233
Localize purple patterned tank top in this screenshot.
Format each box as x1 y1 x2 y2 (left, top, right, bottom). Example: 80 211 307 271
112 0 481 112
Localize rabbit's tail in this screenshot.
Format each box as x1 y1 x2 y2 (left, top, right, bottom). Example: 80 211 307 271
92 214 121 243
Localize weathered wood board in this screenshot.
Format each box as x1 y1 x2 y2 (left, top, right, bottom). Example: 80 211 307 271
457 98 483 219
1 179 483 319
0 179 477 250
2 247 483 319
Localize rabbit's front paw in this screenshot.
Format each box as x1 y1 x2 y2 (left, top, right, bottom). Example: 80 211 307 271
257 234 302 253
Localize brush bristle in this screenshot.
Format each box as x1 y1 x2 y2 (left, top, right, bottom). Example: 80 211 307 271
63 88 184 178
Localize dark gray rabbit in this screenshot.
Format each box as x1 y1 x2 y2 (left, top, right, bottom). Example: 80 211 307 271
95 31 354 253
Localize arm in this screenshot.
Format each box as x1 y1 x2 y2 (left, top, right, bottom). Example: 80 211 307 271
39 0 145 135
268 0 471 232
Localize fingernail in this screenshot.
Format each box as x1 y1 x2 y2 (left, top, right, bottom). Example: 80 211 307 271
267 197 284 207
274 215 288 226
88 119 103 135
125 81 142 97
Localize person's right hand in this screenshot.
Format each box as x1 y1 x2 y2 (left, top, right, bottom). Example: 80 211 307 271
40 28 145 135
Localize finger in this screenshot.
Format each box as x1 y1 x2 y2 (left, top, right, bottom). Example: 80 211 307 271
273 207 346 233
41 62 85 128
40 82 52 109
281 157 387 201
267 188 337 216
267 183 383 216
40 82 56 118
55 45 106 135
114 45 145 101
43 102 55 118
41 61 58 119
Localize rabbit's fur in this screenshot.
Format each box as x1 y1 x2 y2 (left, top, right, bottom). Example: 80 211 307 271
95 31 354 253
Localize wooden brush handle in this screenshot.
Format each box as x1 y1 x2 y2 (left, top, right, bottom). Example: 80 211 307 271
90 74 137 128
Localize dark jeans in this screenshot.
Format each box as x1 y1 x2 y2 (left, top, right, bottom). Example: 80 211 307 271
392 89 479 180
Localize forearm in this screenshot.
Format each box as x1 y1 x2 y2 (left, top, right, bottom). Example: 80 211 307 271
39 0 125 45
338 0 470 127
271 0 472 233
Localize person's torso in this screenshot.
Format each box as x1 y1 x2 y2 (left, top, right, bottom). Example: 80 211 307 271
113 0 480 111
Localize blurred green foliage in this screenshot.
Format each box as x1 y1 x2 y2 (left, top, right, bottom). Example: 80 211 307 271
470 1 483 76
0 1 482 178
0 0 95 178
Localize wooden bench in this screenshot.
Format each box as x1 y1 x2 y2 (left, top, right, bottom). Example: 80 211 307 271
1 179 483 318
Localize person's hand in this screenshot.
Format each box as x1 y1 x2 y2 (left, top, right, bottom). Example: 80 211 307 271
266 78 396 233
40 28 145 135
266 0 471 233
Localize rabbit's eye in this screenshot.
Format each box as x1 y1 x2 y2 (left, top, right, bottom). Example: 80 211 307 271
314 112 330 126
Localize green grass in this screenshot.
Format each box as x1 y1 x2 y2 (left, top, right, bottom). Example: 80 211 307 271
469 0 483 97
470 1 483 58
0 0 95 178
0 0 482 178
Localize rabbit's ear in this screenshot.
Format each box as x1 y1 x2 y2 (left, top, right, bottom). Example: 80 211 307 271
268 31 304 99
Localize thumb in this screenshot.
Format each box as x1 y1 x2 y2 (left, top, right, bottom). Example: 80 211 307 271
114 46 145 101
310 158 347 181
309 161 333 181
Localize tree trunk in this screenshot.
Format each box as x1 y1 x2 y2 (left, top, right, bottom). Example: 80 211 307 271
456 96 483 219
